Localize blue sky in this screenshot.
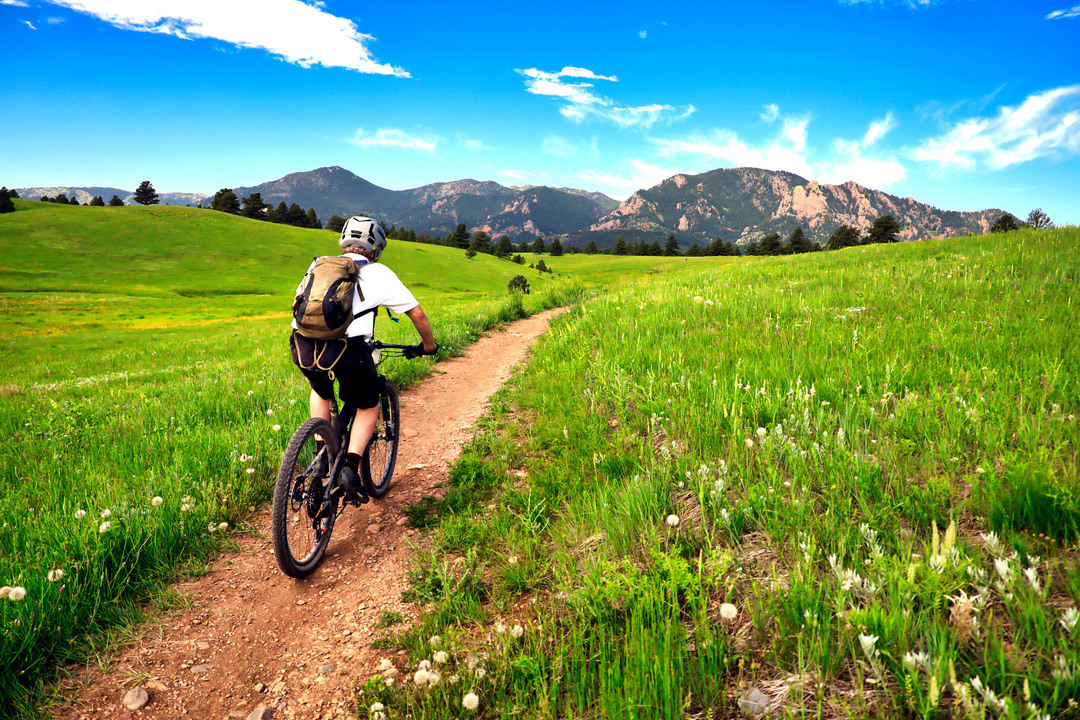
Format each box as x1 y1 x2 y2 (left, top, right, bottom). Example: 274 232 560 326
2 0 1078 224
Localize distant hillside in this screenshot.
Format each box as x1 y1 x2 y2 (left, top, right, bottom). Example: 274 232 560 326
13 185 210 207
234 166 618 239
576 167 1005 249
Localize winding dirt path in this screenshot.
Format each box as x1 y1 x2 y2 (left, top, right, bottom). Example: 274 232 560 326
55 308 566 720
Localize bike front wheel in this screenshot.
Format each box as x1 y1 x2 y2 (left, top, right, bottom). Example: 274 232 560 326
362 378 400 498
272 418 339 578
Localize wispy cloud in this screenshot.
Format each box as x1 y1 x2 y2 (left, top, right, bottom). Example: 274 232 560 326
638 30 647 38
541 135 600 160
23 19 36 28
650 110 907 189
2 1 30 7
518 66 694 130
760 103 780 123
913 85 1080 170
39 0 408 75
576 159 683 199
1046 4 1080 19
457 133 490 151
350 128 437 152
501 170 536 181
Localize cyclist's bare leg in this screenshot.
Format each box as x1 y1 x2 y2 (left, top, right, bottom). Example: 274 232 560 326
348 406 378 455
309 389 331 423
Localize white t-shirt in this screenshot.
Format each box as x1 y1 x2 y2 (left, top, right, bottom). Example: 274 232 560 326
292 253 419 339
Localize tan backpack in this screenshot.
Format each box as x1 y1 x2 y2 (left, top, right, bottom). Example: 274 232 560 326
292 256 368 340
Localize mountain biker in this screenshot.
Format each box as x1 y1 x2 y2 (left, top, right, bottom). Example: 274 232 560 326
290 216 437 502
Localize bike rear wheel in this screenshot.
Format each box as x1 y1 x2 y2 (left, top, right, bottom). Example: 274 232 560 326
362 378 400 498
272 418 340 578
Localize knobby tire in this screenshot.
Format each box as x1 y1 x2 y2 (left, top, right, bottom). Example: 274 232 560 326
272 418 339 578
362 378 399 498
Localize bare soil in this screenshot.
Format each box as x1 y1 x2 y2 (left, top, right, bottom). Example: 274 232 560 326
54 308 566 720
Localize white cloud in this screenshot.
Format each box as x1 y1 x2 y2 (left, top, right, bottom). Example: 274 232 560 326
457 133 490 151
349 128 437 152
2 0 30 6
541 135 600 160
638 30 647 38
501 170 535 180
23 19 36 28
576 159 684 199
650 110 907 189
1047 4 1080 19
760 103 780 123
913 85 1080 170
518 66 694 130
40 0 408 75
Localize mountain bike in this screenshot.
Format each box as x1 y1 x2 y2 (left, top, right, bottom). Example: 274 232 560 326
271 341 418 578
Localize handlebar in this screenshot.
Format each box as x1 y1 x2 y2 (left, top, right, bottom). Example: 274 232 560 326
370 340 438 361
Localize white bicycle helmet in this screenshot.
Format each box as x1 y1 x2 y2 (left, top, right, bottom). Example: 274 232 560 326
339 215 387 260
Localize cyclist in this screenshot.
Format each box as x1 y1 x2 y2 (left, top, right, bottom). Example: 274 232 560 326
290 216 437 502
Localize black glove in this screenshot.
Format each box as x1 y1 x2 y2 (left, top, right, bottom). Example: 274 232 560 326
403 342 437 359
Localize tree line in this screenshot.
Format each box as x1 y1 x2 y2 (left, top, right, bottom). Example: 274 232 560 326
208 189 322 229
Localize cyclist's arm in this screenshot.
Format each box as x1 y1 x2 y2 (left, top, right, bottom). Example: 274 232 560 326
404 305 437 353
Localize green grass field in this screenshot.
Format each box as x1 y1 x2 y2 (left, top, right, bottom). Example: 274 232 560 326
2 200 1077 718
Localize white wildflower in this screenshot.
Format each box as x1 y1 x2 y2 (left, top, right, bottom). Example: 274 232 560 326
665 514 679 527
508 555 518 565
719 603 737 621
240 454 248 462
414 668 430 685
1023 566 1042 594
247 390 254 396
75 509 87 519
100 508 111 518
208 523 216 533
495 621 506 634
693 296 703 302
859 633 879 659
370 702 385 712
429 635 441 647
265 408 274 416
7 586 27 601
434 650 448 664
744 438 754 448
474 666 487 679
218 522 229 531
47 569 64 582
994 557 1013 583
463 692 480 710
903 650 929 670
151 496 163 507
181 503 192 512
756 427 766 438
511 624 524 639
1059 607 1079 633
98 521 111 533
246 468 255 474
272 424 281 432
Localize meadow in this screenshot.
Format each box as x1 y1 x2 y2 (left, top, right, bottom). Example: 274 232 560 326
357 227 1079 719
1 199 1077 719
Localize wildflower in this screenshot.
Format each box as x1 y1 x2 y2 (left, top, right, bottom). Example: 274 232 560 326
379 658 393 671
903 650 930 670
99 521 111 533
48 569 64 582
975 467 985 474
181 503 192 511
246 468 255 474
756 427 766 438
508 555 518 565
272 424 281 432
247 390 254 396
859 633 879 659
474 667 487 679
434 650 448 664
511 624 524 639
429 634 441 647
693 296 703 302
0 587 10 598
7 586 27 601
494 621 506 634
370 702 385 712
218 522 229 531
265 408 274 416
152 496 163 507
240 454 248 462
744 438 754 448
101 508 112 518
665 514 680 527
1060 607 1079 633
75 509 87 519
463 692 480 710
719 603 737 621
414 669 430 685
208 523 216 533
720 509 731 522
994 558 1013 583
1023 566 1042 594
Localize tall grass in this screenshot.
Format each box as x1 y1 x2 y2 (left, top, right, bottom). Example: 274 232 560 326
365 228 1079 718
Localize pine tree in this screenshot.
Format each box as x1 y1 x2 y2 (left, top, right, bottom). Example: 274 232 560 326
614 236 628 255
212 188 240 214
133 180 159 205
54 193 69 205
531 237 546 254
326 215 346 233
648 240 663 256
990 214 1020 233
789 227 811 254
450 223 471 249
306 208 321 229
240 192 267 219
0 187 15 214
90 196 105 207
497 235 514 256
285 203 307 226
664 234 680 256
866 215 901 244
585 240 598 254
826 225 861 250
109 195 124 206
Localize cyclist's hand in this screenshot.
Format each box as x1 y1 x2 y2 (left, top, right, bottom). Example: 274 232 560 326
423 341 439 356
402 344 422 359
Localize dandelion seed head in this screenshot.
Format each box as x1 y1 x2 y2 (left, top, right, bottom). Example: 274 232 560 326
246 468 255 474
151 496 163 507
208 523 216 533
719 602 737 621
181 503 192 512
218 521 229 531
429 635 441 647
665 514 680 527
511 624 524 639
48 569 64 582
434 650 448 664
745 438 754 448
100 509 111 518
0 586 10 599
414 669 430 685
265 408 274 416
272 424 281 432
756 427 766 438
508 555 518 565
463 692 480 710
7 586 27 601
370 702 385 712
98 521 111 533
75 509 86 519
247 390 254 396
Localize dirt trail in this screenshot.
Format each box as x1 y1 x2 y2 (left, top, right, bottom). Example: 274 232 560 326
56 308 566 720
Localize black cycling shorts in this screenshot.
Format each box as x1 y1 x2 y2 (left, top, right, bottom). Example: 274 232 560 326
289 332 380 410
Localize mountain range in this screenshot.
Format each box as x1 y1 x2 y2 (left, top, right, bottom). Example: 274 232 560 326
16 166 1006 248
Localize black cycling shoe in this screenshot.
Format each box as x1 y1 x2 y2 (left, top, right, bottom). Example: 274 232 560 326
341 465 369 504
